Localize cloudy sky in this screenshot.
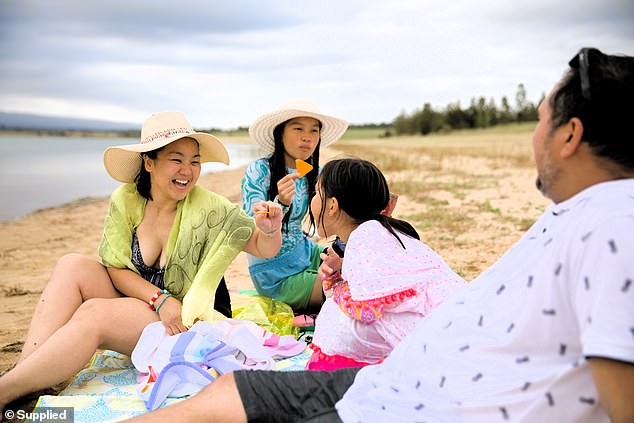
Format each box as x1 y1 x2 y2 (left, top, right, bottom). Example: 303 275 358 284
1 0 632 129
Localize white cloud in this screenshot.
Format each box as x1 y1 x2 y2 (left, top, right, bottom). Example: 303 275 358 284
0 0 632 128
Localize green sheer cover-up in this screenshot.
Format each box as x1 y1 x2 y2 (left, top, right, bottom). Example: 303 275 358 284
99 183 255 326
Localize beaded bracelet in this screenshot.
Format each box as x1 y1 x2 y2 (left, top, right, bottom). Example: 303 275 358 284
149 289 167 311
155 293 173 314
322 271 343 291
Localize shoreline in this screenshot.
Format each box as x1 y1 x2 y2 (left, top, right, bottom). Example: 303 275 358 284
0 134 259 223
0 166 245 224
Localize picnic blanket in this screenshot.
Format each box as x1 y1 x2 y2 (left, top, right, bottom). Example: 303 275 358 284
32 293 313 422
34 349 312 422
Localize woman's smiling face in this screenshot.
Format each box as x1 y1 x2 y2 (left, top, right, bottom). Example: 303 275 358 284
145 137 201 202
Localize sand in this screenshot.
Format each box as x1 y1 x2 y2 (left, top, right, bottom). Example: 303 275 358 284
0 139 549 378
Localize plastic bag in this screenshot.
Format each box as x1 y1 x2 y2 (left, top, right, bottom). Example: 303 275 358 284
231 294 299 338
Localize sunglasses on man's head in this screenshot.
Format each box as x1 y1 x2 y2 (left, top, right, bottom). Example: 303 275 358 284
568 47 604 101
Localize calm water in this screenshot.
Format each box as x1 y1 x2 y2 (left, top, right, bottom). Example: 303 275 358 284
0 135 260 221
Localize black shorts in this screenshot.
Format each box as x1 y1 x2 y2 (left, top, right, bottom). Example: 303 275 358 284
234 368 360 423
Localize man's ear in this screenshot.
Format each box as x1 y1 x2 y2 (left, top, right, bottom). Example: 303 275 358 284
560 117 584 159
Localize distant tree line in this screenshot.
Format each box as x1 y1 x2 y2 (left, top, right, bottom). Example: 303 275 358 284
393 83 543 135
0 126 140 138
1 84 541 139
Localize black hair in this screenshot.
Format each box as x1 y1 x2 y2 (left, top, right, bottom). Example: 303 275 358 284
550 47 634 170
134 137 201 200
315 158 419 248
266 119 321 232
135 148 162 201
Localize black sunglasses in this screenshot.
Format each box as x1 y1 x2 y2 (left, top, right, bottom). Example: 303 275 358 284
568 48 602 101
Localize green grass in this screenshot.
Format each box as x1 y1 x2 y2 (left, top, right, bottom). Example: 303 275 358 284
512 217 537 231
341 127 393 140
201 122 535 146
477 200 501 214
334 130 536 170
441 121 536 135
214 126 394 142
403 208 475 233
326 123 548 281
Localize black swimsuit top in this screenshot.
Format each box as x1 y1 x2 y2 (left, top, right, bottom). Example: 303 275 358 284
131 231 165 290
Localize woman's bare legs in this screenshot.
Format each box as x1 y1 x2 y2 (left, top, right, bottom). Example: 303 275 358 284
126 372 247 423
18 253 121 362
0 297 159 410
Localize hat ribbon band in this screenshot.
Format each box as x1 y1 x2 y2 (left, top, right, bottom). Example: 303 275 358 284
142 127 193 144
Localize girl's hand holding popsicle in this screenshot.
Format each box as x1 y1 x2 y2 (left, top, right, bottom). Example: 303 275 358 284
253 201 283 236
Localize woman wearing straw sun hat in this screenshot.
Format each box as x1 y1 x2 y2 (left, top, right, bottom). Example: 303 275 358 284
241 99 348 313
0 111 283 408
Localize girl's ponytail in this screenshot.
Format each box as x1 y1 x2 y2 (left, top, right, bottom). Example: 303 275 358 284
384 216 420 241
369 214 420 249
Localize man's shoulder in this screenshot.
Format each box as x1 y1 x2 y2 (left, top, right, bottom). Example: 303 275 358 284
579 179 634 206
566 179 634 228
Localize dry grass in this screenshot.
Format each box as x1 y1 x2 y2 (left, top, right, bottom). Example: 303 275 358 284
329 129 548 280
2 286 35 297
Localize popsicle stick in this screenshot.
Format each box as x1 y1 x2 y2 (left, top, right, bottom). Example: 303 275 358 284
296 159 313 177
254 210 271 215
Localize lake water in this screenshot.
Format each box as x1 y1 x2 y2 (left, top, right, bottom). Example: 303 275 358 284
0 135 260 222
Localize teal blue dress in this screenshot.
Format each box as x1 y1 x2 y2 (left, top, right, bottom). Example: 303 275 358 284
241 158 320 306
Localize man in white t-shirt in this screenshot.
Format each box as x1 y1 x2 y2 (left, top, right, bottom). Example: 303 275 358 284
128 48 634 423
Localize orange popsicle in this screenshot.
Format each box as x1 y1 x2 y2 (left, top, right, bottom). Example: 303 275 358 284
296 159 313 177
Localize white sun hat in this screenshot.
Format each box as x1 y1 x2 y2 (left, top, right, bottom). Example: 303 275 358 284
248 99 349 156
103 111 230 183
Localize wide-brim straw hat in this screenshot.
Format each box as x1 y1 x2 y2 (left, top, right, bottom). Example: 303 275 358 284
249 99 349 156
103 111 230 183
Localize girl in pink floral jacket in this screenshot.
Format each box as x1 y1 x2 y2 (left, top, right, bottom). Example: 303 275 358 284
307 158 464 371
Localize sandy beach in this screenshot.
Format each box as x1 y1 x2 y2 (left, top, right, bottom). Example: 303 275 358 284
0 132 549 379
